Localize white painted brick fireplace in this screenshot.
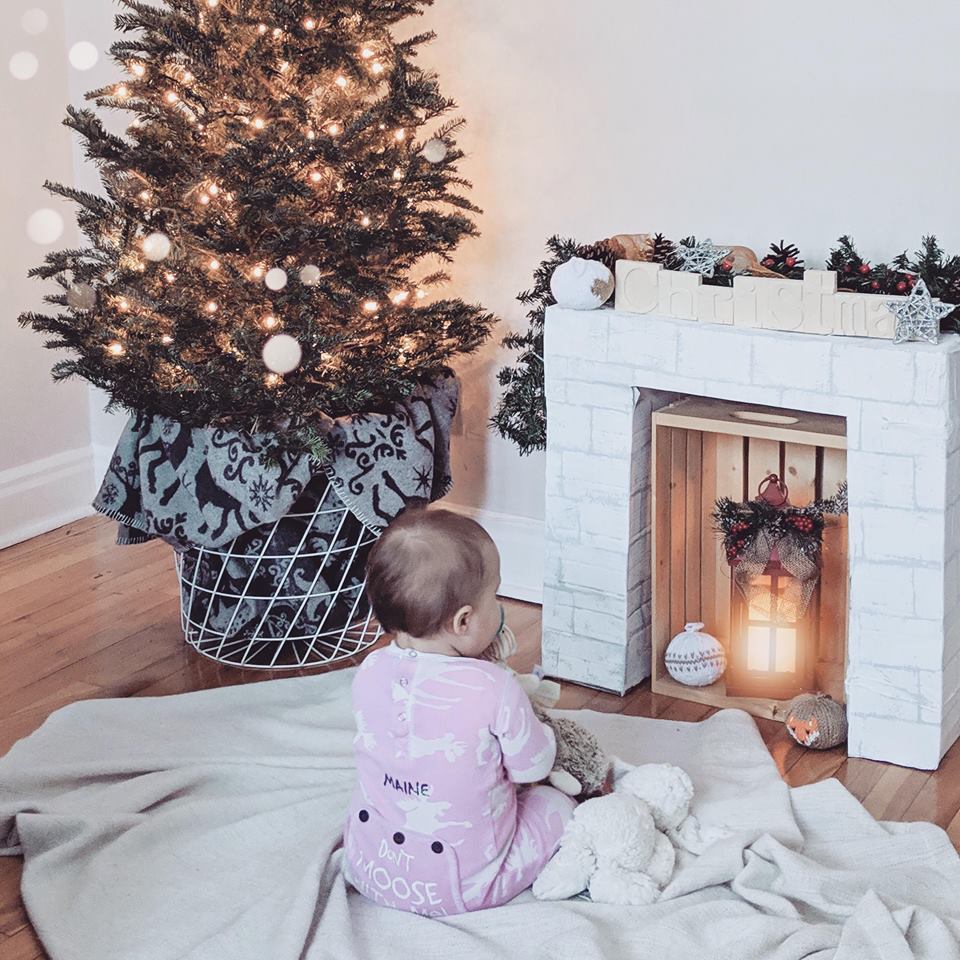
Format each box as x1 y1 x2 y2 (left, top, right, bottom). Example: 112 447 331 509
542 304 960 769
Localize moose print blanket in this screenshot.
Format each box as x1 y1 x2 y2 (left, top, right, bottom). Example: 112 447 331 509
93 373 459 550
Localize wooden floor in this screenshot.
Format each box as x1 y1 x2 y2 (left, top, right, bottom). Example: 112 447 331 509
3 517 960 958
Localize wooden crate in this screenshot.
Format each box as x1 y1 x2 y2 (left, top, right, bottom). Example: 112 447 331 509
650 397 848 721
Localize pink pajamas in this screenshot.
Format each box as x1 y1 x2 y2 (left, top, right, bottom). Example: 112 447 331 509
343 644 575 916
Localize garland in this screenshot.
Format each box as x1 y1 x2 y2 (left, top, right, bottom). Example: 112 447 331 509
494 233 960 455
713 483 847 564
712 479 847 622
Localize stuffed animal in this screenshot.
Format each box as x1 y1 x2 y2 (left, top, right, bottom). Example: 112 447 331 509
481 622 613 800
533 763 716 905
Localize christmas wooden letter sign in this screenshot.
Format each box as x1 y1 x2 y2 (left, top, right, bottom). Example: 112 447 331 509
615 261 903 339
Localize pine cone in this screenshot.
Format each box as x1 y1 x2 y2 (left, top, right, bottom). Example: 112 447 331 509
576 238 619 277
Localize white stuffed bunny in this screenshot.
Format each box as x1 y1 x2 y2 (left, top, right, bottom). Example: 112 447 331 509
533 762 718 905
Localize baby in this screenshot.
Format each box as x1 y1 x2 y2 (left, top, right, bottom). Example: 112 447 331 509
342 507 576 917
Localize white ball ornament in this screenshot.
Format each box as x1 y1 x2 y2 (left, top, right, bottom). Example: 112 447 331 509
664 623 726 687
265 267 288 291
421 138 448 164
142 232 172 261
299 264 321 286
262 333 302 375
549 257 615 310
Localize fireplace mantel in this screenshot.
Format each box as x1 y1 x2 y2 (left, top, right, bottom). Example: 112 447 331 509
542 304 960 769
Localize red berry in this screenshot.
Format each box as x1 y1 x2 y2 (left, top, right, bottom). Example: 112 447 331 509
859 263 871 275
720 260 732 272
896 281 907 293
870 281 880 290
785 256 797 268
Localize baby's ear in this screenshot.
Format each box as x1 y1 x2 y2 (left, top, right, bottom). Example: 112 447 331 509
451 604 473 636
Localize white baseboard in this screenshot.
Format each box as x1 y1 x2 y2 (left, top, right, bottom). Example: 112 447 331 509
0 448 96 549
442 502 544 604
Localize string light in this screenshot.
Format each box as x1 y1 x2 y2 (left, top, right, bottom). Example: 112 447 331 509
335 75 348 89
206 0 219 7
392 167 403 181
107 341 125 356
391 290 410 305
360 214 371 227
130 62 146 77
161 334 174 345
362 300 379 313
208 183 220 196
182 71 193 83
416 289 427 300
278 60 291 73
164 271 176 282
371 62 384 75
198 193 210 205
138 189 152 202
272 27 282 38
309 170 323 183
252 117 266 130
117 297 130 312
326 122 341 136
165 90 178 104
306 129 316 140
208 258 221 271
262 314 279 330
394 128 406 141
360 47 375 59
265 372 281 387
115 84 129 98
303 17 317 30
205 300 218 313
320 351 332 363
251 265 265 280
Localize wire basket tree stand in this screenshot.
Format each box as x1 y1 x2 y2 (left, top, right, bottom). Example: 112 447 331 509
175 477 381 669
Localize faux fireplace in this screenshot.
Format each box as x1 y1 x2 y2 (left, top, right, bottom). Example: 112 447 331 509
542 300 960 770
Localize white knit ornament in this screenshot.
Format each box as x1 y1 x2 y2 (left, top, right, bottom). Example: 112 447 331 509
550 257 614 310
262 334 302 374
142 232 171 261
664 623 726 687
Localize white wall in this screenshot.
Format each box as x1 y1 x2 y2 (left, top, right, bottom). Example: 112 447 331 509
411 0 960 598
0 1 95 547
6 0 960 587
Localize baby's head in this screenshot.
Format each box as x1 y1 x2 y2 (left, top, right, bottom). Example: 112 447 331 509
366 507 502 657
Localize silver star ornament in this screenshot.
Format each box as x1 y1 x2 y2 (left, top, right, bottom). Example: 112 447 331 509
887 279 954 345
672 238 732 279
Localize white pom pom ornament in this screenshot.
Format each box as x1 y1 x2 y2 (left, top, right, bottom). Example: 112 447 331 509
265 267 288 291
549 257 614 310
142 232 172 261
299 264 321 286
421 138 447 164
262 334 302 375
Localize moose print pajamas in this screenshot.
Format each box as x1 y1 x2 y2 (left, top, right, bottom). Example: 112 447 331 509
343 645 576 916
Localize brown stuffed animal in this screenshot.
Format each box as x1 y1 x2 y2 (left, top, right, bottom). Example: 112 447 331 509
482 623 613 800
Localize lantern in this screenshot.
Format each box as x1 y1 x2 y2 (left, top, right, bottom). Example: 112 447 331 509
721 475 818 700
725 554 815 699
